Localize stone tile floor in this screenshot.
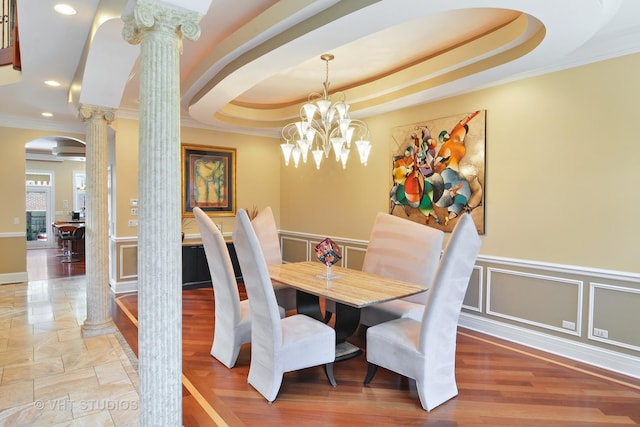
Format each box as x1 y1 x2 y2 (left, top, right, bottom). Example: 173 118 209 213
0 277 139 426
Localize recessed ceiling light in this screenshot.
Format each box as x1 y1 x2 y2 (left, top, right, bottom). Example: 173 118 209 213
54 4 77 15
45 80 61 87
42 112 53 117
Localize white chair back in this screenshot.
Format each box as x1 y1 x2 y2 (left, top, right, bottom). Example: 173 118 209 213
194 207 241 326
363 212 444 303
419 213 481 352
251 206 282 265
234 209 283 358
234 208 336 402
250 206 297 311
194 207 247 367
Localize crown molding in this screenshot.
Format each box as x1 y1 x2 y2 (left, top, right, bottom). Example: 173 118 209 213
0 114 86 134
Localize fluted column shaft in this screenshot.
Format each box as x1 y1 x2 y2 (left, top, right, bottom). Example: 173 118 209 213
123 1 200 426
79 105 116 337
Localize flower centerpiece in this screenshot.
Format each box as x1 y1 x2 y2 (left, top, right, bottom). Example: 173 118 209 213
314 237 342 280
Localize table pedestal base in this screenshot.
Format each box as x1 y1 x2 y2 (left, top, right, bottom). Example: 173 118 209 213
335 341 362 361
296 290 363 361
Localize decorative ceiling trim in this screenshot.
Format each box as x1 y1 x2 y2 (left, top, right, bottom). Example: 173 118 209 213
212 13 540 130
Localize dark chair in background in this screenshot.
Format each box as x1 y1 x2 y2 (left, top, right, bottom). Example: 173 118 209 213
55 225 76 258
61 226 85 263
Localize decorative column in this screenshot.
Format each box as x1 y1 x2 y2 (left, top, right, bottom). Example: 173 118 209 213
79 104 117 337
123 2 200 426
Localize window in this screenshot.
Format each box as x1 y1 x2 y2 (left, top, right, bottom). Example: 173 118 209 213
73 171 86 216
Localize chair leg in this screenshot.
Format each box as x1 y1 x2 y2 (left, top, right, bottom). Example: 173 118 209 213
363 362 378 385
322 310 333 324
324 362 337 387
61 240 80 263
57 238 71 257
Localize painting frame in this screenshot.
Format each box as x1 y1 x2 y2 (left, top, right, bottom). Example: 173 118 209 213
181 144 236 218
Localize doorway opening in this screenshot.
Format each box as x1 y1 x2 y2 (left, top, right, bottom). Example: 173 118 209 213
26 172 53 249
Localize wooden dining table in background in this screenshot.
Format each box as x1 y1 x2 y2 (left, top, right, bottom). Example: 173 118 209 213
268 261 428 359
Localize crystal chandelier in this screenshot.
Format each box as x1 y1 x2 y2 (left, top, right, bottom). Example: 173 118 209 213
280 54 372 170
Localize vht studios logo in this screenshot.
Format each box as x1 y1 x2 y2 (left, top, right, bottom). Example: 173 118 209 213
34 399 139 411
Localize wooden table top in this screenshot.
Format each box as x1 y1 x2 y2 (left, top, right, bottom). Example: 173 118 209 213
268 261 428 308
52 222 84 230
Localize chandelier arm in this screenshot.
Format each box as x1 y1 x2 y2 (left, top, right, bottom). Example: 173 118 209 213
282 122 301 140
346 120 369 140
306 121 327 138
307 120 328 151
331 92 347 104
307 92 323 103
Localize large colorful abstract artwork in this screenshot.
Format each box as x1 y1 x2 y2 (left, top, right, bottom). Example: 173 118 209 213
390 110 485 234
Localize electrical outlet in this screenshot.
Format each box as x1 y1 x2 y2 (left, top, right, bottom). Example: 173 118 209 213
562 320 576 330
593 328 608 339
128 219 138 227
131 208 138 216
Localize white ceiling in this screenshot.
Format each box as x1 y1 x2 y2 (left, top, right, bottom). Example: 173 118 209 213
3 0 640 151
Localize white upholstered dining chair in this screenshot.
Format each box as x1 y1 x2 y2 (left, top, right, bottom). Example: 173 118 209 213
325 212 444 326
359 212 445 326
233 208 336 403
251 206 297 312
194 207 284 368
363 213 481 411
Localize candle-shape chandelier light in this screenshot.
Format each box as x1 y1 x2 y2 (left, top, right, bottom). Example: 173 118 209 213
280 54 372 170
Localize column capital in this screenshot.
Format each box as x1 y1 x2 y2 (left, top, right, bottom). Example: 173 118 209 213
122 0 201 45
79 104 116 124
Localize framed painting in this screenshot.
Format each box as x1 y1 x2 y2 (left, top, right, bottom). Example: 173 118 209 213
389 110 486 234
181 144 236 217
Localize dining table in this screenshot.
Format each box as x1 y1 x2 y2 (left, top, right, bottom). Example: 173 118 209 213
268 261 429 360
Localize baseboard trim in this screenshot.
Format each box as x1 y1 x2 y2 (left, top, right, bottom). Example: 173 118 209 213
459 312 640 379
110 280 138 294
0 272 28 285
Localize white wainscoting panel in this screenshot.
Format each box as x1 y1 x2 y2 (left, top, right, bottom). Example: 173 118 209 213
487 267 583 337
588 282 640 352
462 265 483 312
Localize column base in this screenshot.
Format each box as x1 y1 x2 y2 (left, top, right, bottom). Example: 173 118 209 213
82 319 117 337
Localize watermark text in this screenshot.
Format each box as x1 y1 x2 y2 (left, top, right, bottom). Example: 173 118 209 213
34 399 139 411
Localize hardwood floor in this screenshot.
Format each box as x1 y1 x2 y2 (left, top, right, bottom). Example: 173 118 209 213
114 286 640 427
27 247 85 281
22 249 640 426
